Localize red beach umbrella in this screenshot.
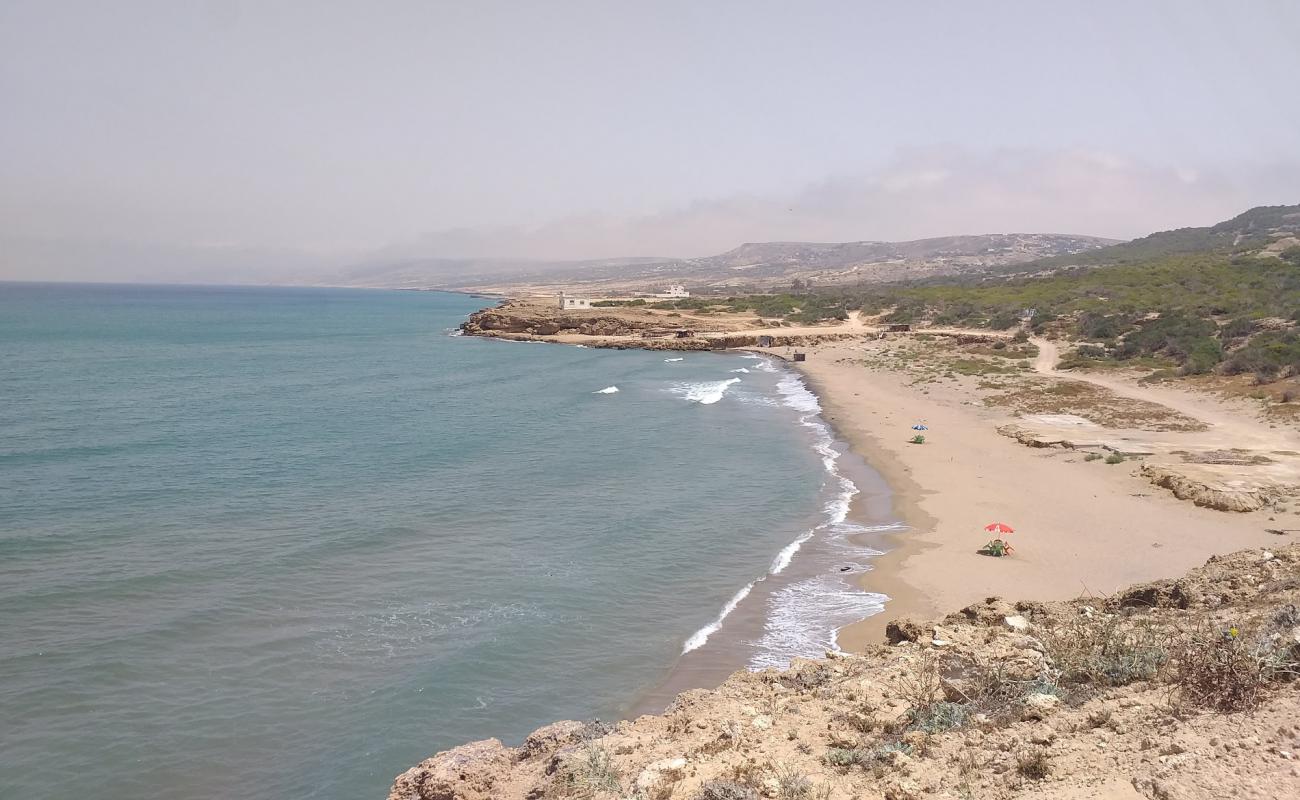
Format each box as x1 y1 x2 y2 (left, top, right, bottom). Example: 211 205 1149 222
984 522 1015 534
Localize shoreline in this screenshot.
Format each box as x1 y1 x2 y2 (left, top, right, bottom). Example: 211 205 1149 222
622 351 901 716
789 359 943 648
458 320 1291 717
787 340 1286 634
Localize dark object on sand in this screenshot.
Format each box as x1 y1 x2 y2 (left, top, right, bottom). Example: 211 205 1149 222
979 538 1015 557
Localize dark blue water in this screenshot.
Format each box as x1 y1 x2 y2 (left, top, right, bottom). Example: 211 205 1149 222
0 283 888 799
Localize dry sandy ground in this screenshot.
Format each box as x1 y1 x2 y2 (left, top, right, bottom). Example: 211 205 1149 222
795 339 1300 650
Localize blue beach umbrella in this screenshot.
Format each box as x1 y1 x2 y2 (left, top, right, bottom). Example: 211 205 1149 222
911 424 928 431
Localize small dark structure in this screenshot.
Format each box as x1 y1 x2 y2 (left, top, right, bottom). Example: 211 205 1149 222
887 323 911 332
674 329 695 338
792 351 807 362
757 335 774 347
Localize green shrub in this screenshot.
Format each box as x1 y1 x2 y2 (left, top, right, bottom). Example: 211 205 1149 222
1219 316 1257 340
1104 452 1125 464
1042 615 1171 687
907 701 967 733
1077 312 1130 340
823 747 867 768
1222 331 1300 381
693 780 759 800
987 309 1022 330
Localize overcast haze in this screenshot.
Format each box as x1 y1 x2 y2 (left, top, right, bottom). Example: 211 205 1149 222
2 0 1299 282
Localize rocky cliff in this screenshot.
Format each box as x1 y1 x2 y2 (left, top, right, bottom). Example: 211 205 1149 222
389 545 1300 800
461 300 676 337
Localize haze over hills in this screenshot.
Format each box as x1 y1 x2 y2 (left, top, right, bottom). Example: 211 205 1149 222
330 232 1118 294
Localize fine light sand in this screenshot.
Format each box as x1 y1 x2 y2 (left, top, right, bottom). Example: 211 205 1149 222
793 341 1290 651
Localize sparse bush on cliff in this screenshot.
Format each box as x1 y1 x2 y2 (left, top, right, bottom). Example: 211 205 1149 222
1172 616 1300 712
893 650 943 712
555 743 622 797
1041 614 1171 687
692 780 758 800
1016 749 1052 780
1105 452 1125 464
907 701 967 734
823 746 868 768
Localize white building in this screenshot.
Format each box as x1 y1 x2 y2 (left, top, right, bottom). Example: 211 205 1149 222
557 292 592 310
658 285 690 299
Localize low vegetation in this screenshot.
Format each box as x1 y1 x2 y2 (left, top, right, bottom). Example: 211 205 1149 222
648 294 850 324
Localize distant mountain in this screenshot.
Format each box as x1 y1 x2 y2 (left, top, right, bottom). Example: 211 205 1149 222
339 232 1118 292
326 256 671 290
652 233 1116 286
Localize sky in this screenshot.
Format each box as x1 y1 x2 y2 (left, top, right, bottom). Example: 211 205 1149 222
2 0 1299 281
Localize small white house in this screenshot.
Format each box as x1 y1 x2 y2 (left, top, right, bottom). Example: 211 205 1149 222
558 293 592 310
659 285 690 299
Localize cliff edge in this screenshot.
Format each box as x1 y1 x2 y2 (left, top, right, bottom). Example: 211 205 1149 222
390 545 1300 800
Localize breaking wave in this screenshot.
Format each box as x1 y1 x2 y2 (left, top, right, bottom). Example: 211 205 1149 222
681 582 755 654
670 377 741 405
681 361 904 669
593 386 619 394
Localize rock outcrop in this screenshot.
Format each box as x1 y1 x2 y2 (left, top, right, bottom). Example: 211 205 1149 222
390 546 1300 800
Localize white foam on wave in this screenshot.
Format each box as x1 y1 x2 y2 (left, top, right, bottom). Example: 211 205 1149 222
682 361 908 668
670 377 741 405
664 357 684 362
750 574 889 669
730 367 750 373
593 386 619 394
681 581 755 654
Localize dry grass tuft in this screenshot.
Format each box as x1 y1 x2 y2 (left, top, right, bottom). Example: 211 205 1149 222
1171 620 1299 712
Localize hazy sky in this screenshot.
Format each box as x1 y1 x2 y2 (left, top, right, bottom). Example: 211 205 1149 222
3 1 1299 279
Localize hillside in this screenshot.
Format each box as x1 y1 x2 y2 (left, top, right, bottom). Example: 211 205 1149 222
390 545 1300 800
821 205 1300 386
1004 204 1300 273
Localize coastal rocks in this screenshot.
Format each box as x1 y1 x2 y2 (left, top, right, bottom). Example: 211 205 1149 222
1022 692 1062 720
518 720 588 760
996 423 1091 449
1116 579 1195 610
389 738 512 800
461 308 649 337
886 617 927 644
945 597 1017 627
1139 462 1295 513
1003 614 1031 632
634 757 687 791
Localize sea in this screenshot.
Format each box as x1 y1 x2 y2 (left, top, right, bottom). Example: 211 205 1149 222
0 283 897 800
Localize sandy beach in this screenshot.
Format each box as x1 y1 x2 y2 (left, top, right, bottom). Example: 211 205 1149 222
794 339 1298 651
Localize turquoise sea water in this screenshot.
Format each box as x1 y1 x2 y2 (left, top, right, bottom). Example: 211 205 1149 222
0 283 890 799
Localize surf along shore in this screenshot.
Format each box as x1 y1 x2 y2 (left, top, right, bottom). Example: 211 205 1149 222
460 298 1300 690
